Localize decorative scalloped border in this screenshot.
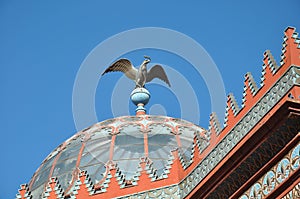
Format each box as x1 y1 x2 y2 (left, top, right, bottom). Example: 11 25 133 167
281 182 300 199
240 143 299 198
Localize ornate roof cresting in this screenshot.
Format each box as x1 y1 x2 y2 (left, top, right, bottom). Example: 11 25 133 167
242 72 259 108
42 177 64 199
208 112 221 136
16 184 32 199
224 93 240 127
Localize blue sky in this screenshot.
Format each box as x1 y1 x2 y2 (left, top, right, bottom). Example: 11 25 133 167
1 1 299 198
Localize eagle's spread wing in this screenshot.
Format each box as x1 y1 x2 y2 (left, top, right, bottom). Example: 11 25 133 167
102 58 137 80
146 65 171 87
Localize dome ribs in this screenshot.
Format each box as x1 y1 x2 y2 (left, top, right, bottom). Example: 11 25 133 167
42 177 64 199
16 184 32 199
23 115 207 198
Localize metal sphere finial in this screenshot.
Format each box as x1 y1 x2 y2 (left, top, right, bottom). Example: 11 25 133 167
130 88 151 115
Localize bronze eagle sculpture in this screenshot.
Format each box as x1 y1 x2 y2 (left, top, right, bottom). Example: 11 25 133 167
102 56 171 88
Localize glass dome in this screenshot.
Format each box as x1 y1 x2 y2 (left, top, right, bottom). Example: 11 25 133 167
28 115 208 198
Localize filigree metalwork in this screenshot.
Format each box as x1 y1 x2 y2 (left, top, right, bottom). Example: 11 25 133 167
281 182 300 199
239 143 300 198
118 185 180 199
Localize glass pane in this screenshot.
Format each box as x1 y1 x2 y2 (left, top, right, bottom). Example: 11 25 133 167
80 134 111 167
148 124 172 135
80 150 109 167
114 144 144 160
31 184 45 199
52 158 77 176
114 124 145 159
148 134 177 148
115 134 144 146
80 163 106 184
31 166 51 190
151 159 168 177
148 144 172 159
56 172 73 191
89 128 112 140
116 159 140 180
39 154 56 174
84 140 111 155
180 135 194 147
118 124 143 137
57 143 82 161
178 126 195 138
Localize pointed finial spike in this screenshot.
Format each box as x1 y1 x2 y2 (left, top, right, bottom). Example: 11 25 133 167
209 112 221 135
280 27 300 67
224 93 240 127
228 93 240 115
264 50 279 73
243 72 259 108
246 72 258 95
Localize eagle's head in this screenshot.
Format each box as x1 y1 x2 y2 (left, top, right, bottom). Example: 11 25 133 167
143 55 151 64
